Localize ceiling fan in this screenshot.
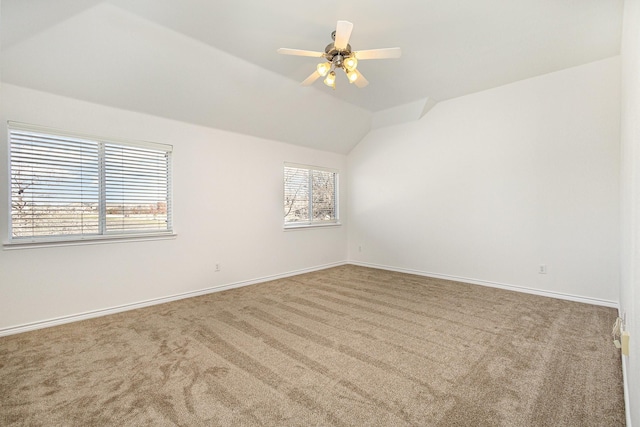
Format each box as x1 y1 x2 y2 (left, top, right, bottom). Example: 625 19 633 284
277 21 401 89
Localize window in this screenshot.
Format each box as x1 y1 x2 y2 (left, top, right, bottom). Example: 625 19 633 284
284 163 338 227
8 122 172 243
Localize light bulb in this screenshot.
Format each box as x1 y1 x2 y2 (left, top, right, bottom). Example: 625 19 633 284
346 69 358 83
324 71 336 88
317 62 331 77
344 56 358 71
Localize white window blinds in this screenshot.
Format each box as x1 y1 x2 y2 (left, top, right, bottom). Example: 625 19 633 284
104 143 171 233
8 123 172 241
284 163 338 226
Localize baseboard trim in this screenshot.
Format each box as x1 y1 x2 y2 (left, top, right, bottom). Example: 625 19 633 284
1 260 619 336
0 261 347 337
621 336 633 427
348 261 619 308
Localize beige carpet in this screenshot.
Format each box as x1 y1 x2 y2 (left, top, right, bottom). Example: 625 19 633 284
0 265 625 426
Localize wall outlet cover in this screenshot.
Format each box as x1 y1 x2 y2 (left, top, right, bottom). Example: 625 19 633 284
621 331 630 356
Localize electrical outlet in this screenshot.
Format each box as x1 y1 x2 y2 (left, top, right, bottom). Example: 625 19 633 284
358 245 362 252
215 263 220 272
621 331 630 356
538 264 547 274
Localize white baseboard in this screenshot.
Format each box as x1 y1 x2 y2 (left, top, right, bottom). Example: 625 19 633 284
0 261 347 337
348 261 619 308
620 326 633 427
1 260 619 337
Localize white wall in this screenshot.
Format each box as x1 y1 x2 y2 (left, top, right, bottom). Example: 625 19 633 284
0 84 348 332
621 0 640 424
348 57 621 304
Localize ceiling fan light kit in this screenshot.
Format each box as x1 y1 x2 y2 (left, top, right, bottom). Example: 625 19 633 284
278 21 401 90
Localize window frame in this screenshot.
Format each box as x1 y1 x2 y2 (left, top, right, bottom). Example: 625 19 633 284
283 162 340 230
5 122 175 248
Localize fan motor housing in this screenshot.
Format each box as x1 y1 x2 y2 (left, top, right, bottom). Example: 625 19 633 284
324 43 352 64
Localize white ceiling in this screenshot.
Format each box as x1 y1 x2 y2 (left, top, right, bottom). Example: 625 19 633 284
1 0 624 153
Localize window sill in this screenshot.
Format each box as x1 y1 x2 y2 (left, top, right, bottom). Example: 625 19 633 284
3 232 177 250
283 222 342 231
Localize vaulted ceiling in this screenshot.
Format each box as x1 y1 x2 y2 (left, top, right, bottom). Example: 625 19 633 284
1 0 624 153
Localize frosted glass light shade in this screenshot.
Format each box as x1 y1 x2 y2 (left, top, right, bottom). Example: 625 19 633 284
317 62 331 76
344 56 358 70
324 71 336 87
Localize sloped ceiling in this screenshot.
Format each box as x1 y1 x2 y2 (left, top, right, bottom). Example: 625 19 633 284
1 0 624 153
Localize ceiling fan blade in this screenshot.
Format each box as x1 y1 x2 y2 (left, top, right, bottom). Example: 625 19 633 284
353 70 369 88
301 70 322 86
277 48 325 57
355 48 402 60
334 21 354 50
